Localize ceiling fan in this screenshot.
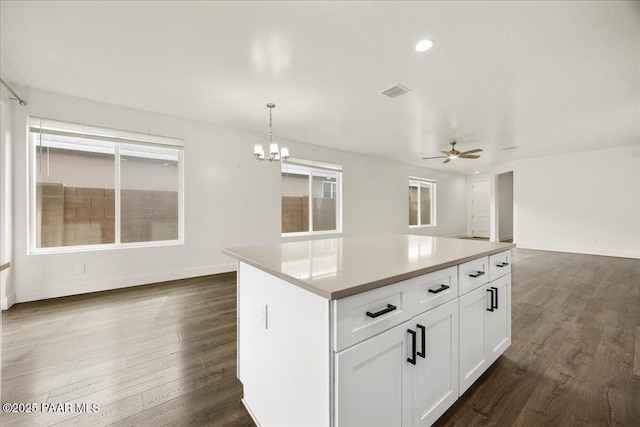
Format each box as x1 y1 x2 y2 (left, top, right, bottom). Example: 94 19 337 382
422 141 483 164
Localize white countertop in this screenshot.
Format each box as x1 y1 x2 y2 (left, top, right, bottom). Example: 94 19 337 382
223 234 515 300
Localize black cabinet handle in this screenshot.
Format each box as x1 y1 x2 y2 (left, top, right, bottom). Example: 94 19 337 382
491 286 498 309
428 284 450 294
407 329 417 365
486 288 495 312
366 304 397 318
470 271 485 278
416 324 426 358
496 262 509 268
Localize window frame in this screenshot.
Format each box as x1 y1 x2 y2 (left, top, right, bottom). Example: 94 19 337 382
409 176 436 228
281 159 343 237
27 117 185 255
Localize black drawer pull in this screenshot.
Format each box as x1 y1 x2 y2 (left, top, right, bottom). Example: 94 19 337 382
486 288 495 312
416 324 426 358
470 271 485 278
496 262 509 268
428 284 450 294
366 304 397 318
492 286 498 309
407 329 417 365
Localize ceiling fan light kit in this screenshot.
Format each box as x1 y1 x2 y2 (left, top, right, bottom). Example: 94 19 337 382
422 141 483 164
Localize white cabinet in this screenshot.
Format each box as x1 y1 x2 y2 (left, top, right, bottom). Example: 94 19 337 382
486 274 511 363
335 316 412 427
336 300 458 427
235 247 512 427
489 251 511 281
458 284 490 393
459 272 511 395
409 300 459 426
458 256 489 296
333 266 458 352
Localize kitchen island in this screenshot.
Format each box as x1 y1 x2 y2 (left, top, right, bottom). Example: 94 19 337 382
223 234 515 427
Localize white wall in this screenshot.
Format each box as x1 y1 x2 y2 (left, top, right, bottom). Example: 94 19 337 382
1 96 15 309
8 88 468 304
498 146 640 258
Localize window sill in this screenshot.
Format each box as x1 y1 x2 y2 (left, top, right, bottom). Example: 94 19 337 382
29 239 184 255
409 224 436 229
281 230 342 238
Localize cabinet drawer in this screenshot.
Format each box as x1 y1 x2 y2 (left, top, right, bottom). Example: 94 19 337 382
414 266 458 313
333 267 459 352
489 250 511 281
458 256 489 296
333 279 414 352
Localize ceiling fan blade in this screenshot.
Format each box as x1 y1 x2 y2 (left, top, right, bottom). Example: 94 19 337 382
443 158 452 164
459 154 480 159
459 148 483 155
422 155 448 160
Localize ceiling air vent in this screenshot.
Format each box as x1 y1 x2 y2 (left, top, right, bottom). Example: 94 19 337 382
381 84 410 98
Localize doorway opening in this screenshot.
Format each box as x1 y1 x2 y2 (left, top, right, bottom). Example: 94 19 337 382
497 172 514 243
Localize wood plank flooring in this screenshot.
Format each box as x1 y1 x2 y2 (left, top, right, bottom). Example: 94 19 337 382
2 248 639 426
1 273 253 427
436 249 640 426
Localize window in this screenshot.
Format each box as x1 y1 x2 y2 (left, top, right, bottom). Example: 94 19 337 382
322 181 337 199
29 117 184 252
281 160 342 235
409 177 436 227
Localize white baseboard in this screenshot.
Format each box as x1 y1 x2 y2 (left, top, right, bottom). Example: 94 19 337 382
15 263 237 304
241 399 262 427
516 243 639 259
1 292 16 310
499 234 513 241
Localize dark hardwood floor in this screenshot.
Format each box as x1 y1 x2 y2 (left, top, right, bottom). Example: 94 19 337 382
1 273 254 426
436 249 640 426
2 248 639 426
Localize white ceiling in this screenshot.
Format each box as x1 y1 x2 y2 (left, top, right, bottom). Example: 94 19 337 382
1 1 639 174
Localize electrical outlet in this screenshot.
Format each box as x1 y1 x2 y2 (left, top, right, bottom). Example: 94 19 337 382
632 151 639 158
592 240 598 247
75 264 85 274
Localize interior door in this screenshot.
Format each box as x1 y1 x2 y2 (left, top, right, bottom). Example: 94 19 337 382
472 180 490 238
410 300 459 426
335 320 412 427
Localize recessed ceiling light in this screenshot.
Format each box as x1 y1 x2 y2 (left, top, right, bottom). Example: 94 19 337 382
474 171 480 174
415 39 434 52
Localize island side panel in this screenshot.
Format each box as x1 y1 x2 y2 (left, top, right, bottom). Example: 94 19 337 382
238 262 330 426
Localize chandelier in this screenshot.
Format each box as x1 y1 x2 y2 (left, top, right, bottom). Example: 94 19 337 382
254 103 290 162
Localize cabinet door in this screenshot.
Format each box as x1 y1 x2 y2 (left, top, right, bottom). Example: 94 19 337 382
335 321 412 427
410 300 459 426
486 274 511 364
458 285 489 395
